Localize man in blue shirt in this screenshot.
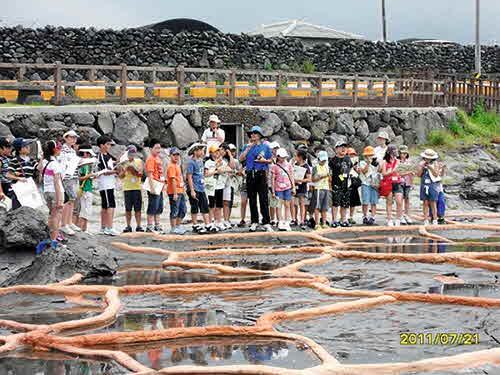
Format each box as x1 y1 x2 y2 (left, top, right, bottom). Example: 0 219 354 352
239 126 273 232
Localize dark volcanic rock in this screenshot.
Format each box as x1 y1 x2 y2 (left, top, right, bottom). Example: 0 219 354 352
0 207 49 251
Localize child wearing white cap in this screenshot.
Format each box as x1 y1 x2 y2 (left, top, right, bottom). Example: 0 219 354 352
271 148 295 231
77 145 96 233
60 130 81 235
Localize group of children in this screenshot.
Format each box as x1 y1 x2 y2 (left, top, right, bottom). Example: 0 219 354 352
0 123 448 247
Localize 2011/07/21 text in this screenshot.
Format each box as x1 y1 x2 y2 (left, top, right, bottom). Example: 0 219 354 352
400 332 479 346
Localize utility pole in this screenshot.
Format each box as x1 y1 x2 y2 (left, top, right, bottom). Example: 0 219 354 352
382 0 387 42
475 0 481 75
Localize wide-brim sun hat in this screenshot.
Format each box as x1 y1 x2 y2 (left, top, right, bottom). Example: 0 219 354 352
207 114 221 125
188 143 207 155
247 126 264 137
377 131 390 140
420 148 439 159
362 146 375 156
276 148 288 158
79 148 96 156
269 141 280 149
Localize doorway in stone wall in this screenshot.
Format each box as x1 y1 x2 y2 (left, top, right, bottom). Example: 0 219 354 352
220 123 244 152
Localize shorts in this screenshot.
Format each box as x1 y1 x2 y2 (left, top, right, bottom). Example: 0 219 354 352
276 189 293 201
223 185 234 202
392 183 404 195
241 182 247 196
79 191 93 220
310 189 330 212
100 189 116 209
361 184 379 205
331 186 350 208
208 189 224 209
147 192 164 215
124 190 142 212
402 185 412 199
44 192 57 211
168 193 187 220
269 191 279 209
420 183 439 201
294 192 307 205
189 190 209 214
62 178 79 201
73 196 81 216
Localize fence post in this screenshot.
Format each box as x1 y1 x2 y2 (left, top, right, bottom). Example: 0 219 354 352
316 74 323 107
177 65 185 105
352 73 359 106
54 61 63 106
88 68 96 82
18 66 26 81
409 77 415 107
120 63 128 105
276 71 283 106
229 69 236 105
383 75 389 106
443 77 449 107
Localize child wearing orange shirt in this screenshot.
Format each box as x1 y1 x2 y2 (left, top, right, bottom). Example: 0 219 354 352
167 148 187 234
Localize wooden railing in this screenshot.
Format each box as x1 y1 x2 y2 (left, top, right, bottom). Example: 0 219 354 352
0 62 498 112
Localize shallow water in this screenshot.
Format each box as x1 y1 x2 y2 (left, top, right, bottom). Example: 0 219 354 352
0 239 499 374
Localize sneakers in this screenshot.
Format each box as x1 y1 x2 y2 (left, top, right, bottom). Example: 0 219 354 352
61 226 75 236
70 223 81 232
405 215 413 225
171 227 186 235
264 224 274 232
237 220 246 228
331 221 340 228
270 220 277 226
56 233 67 242
154 225 165 234
104 228 120 236
197 225 208 234
340 221 351 228
278 221 286 231
249 223 258 232
387 220 394 227
284 222 292 232
290 220 298 226
432 220 438 226
438 216 446 225
136 226 145 232
363 217 369 225
123 226 133 233
400 216 407 225
314 225 322 231
348 218 356 225
368 217 376 225
394 219 401 227
146 225 156 233
224 221 234 229
321 224 329 230
300 222 308 230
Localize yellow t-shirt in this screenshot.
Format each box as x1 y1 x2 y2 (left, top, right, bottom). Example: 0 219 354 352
315 163 331 190
122 159 143 191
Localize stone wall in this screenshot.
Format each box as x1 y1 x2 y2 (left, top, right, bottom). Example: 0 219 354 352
0 105 457 156
0 26 497 83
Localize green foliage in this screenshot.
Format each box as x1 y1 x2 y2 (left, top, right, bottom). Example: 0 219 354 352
302 60 316 74
264 63 274 71
427 130 454 146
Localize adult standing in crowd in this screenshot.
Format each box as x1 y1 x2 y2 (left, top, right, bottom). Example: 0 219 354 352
96 135 120 236
60 130 81 235
239 126 273 232
0 137 13 203
6 138 37 210
201 114 225 152
374 131 390 165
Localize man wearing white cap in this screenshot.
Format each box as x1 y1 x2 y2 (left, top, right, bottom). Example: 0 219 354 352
201 114 225 152
60 130 81 235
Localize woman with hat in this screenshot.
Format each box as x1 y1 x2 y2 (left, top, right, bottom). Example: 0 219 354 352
398 145 415 225
380 144 404 226
6 137 38 210
201 114 225 152
60 130 81 235
417 149 440 226
374 131 390 165
358 146 379 225
239 126 273 232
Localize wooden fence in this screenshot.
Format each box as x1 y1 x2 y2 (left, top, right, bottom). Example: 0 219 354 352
0 62 498 112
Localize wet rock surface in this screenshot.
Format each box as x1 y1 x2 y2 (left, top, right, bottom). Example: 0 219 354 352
0 206 49 251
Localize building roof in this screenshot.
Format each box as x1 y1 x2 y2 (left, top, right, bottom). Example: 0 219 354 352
248 20 365 40
141 18 219 34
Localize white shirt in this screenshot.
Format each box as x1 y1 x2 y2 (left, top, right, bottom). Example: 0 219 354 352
374 146 387 164
96 153 116 191
42 158 65 193
205 158 228 193
201 128 225 150
359 160 377 185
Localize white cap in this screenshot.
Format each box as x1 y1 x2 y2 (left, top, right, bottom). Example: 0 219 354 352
80 148 95 156
63 130 79 138
276 148 288 158
269 141 280 149
207 114 221 124
228 143 237 150
377 131 390 140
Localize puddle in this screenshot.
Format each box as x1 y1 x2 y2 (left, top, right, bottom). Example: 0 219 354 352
277 302 499 364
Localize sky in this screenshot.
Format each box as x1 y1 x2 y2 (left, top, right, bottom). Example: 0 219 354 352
1 0 499 44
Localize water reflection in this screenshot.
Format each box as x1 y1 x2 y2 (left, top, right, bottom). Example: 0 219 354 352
429 283 500 298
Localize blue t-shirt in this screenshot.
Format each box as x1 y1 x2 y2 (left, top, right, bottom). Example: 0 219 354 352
187 158 205 192
242 143 272 171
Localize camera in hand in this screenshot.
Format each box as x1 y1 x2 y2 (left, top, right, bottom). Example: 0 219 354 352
371 159 379 167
